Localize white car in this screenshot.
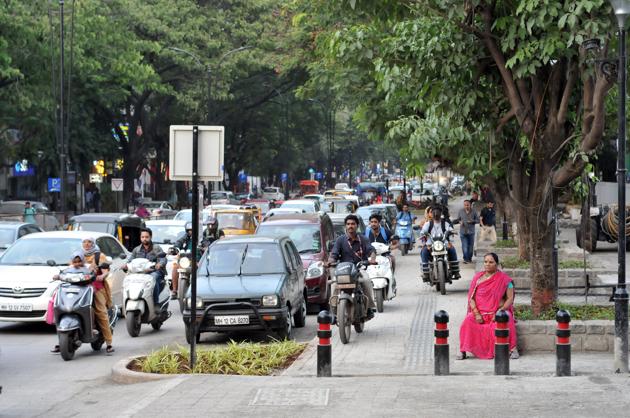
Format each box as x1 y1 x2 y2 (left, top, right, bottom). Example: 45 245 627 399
262 186 284 201
280 199 320 213
210 191 236 205
141 200 177 218
263 208 307 220
0 231 130 323
303 194 331 212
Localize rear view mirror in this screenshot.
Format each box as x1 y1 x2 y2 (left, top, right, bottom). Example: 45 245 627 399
119 253 127 259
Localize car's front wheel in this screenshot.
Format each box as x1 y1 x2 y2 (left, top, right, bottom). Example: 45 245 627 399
293 296 307 328
276 307 293 340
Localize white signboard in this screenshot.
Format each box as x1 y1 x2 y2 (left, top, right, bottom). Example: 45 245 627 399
111 178 124 192
89 174 103 183
169 125 224 181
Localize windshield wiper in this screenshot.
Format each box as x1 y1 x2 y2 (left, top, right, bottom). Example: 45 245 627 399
238 245 248 276
299 248 319 254
18 262 49 266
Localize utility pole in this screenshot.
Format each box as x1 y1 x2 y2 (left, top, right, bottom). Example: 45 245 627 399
58 0 66 215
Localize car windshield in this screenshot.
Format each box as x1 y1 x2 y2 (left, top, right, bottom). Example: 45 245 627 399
149 225 185 243
174 210 210 223
203 243 285 275
143 202 162 208
257 224 321 253
73 222 115 234
281 202 313 212
263 187 277 193
0 228 16 248
216 212 254 230
0 238 82 265
357 207 385 223
211 192 228 199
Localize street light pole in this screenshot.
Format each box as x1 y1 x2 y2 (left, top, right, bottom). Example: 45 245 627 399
59 0 66 215
610 0 630 374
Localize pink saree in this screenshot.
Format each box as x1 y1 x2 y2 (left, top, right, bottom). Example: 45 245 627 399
459 270 517 359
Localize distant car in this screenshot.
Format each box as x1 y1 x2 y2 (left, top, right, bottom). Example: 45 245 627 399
0 222 44 255
244 199 273 217
261 186 284 201
0 200 59 231
235 192 255 202
145 219 188 285
210 191 237 205
141 200 177 218
263 208 306 220
366 204 398 227
204 204 240 217
303 194 331 212
214 209 259 236
334 183 351 191
174 209 213 223
280 199 320 214
182 236 307 341
256 213 334 310
0 231 129 323
328 213 366 239
356 206 394 230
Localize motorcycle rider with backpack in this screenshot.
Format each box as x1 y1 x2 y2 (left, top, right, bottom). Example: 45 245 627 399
419 206 461 282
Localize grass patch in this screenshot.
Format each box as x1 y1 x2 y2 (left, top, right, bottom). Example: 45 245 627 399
500 257 591 270
514 302 614 320
133 340 306 375
494 239 517 248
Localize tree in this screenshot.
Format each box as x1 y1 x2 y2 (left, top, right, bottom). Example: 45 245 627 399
294 0 617 313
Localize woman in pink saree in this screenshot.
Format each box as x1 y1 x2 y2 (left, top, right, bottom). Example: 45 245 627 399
458 253 518 359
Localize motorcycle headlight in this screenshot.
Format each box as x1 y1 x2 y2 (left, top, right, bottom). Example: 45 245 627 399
433 241 445 252
179 257 191 269
306 261 324 279
262 295 279 307
186 297 203 309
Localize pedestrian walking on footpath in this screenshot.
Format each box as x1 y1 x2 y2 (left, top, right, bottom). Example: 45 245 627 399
458 253 518 360
453 199 479 263
477 201 497 247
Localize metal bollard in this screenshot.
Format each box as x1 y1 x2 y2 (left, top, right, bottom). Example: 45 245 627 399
494 310 510 375
556 310 571 376
434 310 450 375
317 310 333 377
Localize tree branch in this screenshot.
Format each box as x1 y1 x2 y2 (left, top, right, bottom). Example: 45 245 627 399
557 58 577 124
495 108 516 133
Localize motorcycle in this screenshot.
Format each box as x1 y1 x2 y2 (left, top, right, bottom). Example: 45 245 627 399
173 249 193 312
329 261 370 344
424 231 459 295
54 270 117 361
123 258 171 337
395 219 413 256
365 242 396 312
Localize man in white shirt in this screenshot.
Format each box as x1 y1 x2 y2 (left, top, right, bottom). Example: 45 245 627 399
419 206 460 282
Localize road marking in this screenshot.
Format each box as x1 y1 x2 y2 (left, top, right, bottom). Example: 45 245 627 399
118 377 187 417
250 388 330 406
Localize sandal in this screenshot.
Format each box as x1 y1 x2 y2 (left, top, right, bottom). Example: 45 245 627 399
50 345 60 353
106 345 115 354
456 352 467 360
510 349 519 359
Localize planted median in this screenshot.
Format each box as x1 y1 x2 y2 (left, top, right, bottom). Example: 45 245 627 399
130 340 306 376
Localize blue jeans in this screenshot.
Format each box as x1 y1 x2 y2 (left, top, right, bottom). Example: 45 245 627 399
460 233 475 262
151 271 165 304
421 246 458 270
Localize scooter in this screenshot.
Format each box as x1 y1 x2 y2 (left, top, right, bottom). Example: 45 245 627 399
395 219 413 256
54 270 118 361
123 258 171 337
329 261 370 344
365 242 396 313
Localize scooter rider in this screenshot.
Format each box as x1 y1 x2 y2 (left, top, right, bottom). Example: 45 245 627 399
365 213 399 273
169 223 193 299
327 214 378 319
420 206 461 282
396 203 417 246
125 228 166 305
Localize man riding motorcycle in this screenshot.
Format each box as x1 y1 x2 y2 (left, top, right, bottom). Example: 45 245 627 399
124 228 166 304
365 213 399 273
169 223 193 299
201 216 219 248
419 206 461 282
327 214 377 319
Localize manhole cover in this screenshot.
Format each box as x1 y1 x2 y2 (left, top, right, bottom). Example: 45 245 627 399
250 388 330 406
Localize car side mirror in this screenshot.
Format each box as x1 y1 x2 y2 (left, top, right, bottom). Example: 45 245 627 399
119 253 127 259
46 259 56 267
163 239 171 244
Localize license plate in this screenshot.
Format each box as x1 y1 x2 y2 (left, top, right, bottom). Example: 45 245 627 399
214 315 250 325
337 283 356 289
0 303 33 312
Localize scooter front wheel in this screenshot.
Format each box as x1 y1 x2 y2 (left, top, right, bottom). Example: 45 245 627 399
59 332 76 361
375 288 384 313
401 243 408 256
126 311 142 337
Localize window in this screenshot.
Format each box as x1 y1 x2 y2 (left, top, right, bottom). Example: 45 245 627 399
97 237 124 257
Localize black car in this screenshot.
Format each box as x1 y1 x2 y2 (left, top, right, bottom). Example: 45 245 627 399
182 236 307 342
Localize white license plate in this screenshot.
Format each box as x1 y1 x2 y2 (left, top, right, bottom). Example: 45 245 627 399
337 283 356 289
214 315 250 325
0 303 33 312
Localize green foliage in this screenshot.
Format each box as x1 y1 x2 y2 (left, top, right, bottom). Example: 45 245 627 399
514 302 614 320
494 239 517 248
501 256 531 269
136 340 306 375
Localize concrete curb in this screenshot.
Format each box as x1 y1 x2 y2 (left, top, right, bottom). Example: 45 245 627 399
111 356 181 384
280 336 317 376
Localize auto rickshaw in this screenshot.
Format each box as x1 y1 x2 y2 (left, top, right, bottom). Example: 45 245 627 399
299 180 319 195
214 209 258 236
67 213 145 251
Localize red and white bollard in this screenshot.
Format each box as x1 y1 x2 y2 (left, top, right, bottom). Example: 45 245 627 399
434 310 449 375
317 310 332 377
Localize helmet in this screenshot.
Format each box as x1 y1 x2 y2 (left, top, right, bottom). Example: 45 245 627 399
185 222 193 231
204 216 218 226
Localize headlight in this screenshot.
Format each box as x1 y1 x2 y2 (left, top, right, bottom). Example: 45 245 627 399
336 274 352 284
186 297 203 309
433 241 445 252
306 261 324 279
179 257 191 269
262 295 278 307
